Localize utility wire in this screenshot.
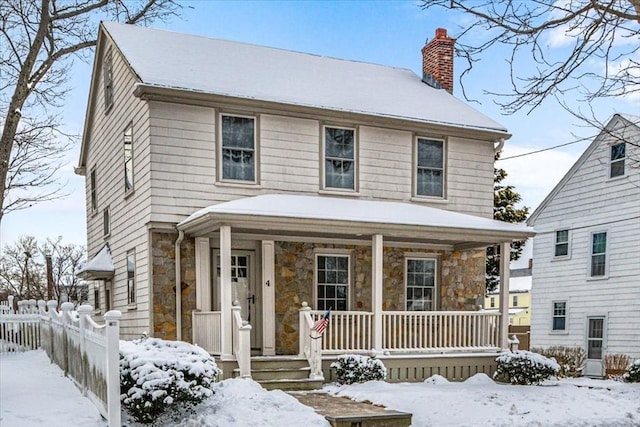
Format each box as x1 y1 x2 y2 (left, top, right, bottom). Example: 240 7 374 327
498 137 592 160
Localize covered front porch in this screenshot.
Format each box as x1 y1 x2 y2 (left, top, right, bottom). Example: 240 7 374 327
174 194 534 380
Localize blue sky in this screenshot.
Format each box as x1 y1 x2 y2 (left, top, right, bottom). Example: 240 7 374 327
0 0 635 248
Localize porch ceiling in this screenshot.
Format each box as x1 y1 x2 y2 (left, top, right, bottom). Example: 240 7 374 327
177 194 535 248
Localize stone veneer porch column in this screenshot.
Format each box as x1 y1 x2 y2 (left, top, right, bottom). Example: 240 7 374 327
372 234 383 350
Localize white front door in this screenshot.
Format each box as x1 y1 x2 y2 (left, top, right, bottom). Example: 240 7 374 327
213 251 260 351
584 317 605 377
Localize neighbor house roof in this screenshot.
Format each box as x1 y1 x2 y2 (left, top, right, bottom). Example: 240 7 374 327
177 194 534 246
77 244 114 280
101 22 508 135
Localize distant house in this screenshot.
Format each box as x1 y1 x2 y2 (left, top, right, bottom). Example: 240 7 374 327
528 114 640 377
76 23 533 385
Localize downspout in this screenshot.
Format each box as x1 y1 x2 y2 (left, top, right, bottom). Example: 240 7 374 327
494 138 505 155
175 229 185 341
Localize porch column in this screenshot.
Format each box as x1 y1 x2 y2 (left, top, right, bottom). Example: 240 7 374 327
499 241 511 350
261 240 276 356
195 237 211 311
220 225 233 359
372 234 383 351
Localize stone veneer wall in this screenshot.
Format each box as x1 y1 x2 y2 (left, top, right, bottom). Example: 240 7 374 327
150 232 196 342
274 242 486 355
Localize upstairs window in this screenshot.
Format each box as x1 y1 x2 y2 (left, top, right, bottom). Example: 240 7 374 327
103 51 113 111
512 295 518 307
610 143 625 178
554 230 569 257
90 169 97 213
127 250 136 305
406 258 437 311
124 124 134 192
416 138 444 198
489 297 495 308
590 232 607 277
552 301 566 331
324 126 356 190
220 114 256 182
316 254 349 311
103 207 110 237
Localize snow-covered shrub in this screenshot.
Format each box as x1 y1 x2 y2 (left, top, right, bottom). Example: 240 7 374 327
120 337 222 424
624 359 640 383
331 354 387 385
494 350 559 385
532 346 585 378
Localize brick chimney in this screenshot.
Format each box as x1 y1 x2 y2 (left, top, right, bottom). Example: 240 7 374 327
421 28 456 93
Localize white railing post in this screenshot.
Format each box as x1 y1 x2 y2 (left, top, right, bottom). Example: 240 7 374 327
231 303 251 378
299 302 310 357
77 305 93 396
299 302 323 380
104 310 122 427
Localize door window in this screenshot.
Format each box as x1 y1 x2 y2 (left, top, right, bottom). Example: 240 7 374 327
587 318 604 360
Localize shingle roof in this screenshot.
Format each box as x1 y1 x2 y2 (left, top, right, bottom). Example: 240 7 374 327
102 22 508 134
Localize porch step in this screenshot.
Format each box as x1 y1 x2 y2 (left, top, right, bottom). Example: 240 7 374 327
258 378 325 391
233 356 324 391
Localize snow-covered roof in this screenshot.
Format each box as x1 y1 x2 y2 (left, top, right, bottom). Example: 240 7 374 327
101 22 507 135
77 245 114 279
178 194 534 240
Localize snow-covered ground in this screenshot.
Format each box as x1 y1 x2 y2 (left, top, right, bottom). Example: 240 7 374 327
1 350 639 427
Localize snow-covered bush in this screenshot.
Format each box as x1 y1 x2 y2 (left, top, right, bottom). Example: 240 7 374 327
331 354 387 385
494 350 560 385
624 359 640 383
120 337 222 424
532 346 585 378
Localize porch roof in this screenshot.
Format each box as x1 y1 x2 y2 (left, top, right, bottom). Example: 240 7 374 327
177 195 534 248
76 244 114 280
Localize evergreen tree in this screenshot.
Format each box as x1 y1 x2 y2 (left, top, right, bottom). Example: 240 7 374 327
486 154 529 293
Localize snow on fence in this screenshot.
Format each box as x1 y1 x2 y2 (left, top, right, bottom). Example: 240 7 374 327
0 297 122 427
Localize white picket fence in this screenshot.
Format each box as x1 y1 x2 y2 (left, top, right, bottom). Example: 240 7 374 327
0 297 121 427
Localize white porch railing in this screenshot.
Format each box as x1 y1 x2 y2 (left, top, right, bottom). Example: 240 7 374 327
192 311 222 354
298 302 323 379
309 309 373 352
382 311 500 351
232 303 252 378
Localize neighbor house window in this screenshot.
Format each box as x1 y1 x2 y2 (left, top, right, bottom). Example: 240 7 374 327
220 114 256 182
323 126 356 190
316 254 349 311
103 207 110 237
127 250 136 305
552 301 566 331
103 51 113 111
554 230 570 257
610 142 625 178
90 169 97 213
94 283 100 311
512 295 518 307
415 138 444 198
406 258 437 311
590 232 607 277
490 297 495 308
124 124 134 191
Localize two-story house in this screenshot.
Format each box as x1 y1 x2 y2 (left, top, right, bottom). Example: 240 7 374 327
76 22 534 384
528 114 640 377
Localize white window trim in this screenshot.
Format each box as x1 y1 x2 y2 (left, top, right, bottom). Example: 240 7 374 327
404 256 439 311
552 229 571 260
124 123 134 194
588 230 609 280
217 112 259 185
551 300 568 334
313 251 352 311
413 136 446 200
127 250 137 309
608 142 625 179
321 124 358 193
90 166 97 216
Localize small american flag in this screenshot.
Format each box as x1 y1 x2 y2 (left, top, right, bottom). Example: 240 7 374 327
313 308 331 335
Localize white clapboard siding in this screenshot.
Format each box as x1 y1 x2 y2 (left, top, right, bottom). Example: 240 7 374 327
530 118 640 359
84 39 152 338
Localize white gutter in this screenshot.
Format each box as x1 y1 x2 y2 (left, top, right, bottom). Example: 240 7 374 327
175 230 185 340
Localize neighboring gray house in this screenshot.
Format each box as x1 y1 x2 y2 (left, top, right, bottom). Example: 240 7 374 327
76 22 533 385
528 114 640 377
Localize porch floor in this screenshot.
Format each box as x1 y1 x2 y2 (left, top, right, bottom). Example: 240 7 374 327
290 391 412 427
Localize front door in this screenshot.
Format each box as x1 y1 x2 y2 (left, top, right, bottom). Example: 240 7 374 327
213 251 260 351
584 317 605 377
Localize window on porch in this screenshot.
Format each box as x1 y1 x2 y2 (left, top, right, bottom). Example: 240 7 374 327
315 254 349 311
405 258 436 311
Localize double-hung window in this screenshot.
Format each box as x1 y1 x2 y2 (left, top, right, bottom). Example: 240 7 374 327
590 232 607 277
220 114 256 182
489 297 495 308
124 124 134 192
406 258 437 311
103 51 113 111
552 301 566 331
323 126 356 190
90 169 97 213
512 295 518 307
415 138 444 198
103 207 110 237
316 254 349 311
554 230 569 257
610 143 625 178
127 250 136 305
